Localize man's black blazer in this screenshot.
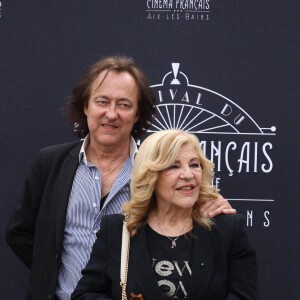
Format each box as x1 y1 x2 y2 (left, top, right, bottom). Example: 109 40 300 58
6 141 83 299
72 214 259 300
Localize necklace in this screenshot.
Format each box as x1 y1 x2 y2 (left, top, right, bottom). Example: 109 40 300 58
86 148 126 182
101 160 124 183
155 212 191 248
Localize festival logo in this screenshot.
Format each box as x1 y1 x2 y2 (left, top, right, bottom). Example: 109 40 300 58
145 63 277 229
146 0 210 22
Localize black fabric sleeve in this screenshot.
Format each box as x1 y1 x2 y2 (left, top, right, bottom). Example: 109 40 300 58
5 151 45 268
71 215 113 300
225 215 259 300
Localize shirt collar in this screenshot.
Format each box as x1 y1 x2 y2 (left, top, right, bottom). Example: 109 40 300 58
79 135 90 165
79 134 137 165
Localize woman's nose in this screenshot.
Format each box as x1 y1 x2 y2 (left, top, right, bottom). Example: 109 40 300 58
179 167 194 179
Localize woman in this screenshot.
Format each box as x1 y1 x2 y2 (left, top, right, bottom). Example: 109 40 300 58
71 130 259 300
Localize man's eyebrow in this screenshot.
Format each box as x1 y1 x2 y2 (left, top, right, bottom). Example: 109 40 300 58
117 97 134 103
93 94 109 100
93 94 134 103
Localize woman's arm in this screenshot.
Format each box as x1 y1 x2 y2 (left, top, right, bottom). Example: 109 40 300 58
71 215 113 300
225 215 259 300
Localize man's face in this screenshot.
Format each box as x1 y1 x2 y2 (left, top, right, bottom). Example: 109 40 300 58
84 70 139 149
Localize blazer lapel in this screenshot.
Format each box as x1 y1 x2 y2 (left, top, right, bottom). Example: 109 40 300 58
55 143 81 256
130 224 165 300
187 222 213 300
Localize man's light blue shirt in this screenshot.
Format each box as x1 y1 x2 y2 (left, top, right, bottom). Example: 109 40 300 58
56 136 136 299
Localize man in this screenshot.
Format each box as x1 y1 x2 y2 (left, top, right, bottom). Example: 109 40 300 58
6 56 235 300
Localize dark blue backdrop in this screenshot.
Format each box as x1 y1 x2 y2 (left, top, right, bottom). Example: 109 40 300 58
1 1 299 299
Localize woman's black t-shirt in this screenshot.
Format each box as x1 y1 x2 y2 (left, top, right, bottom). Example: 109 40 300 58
146 224 193 299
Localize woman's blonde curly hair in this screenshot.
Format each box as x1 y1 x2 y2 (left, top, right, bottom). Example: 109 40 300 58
122 130 219 235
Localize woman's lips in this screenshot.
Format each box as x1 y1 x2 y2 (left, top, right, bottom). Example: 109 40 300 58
176 185 195 193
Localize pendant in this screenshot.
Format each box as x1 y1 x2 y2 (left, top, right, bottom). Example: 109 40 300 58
171 239 177 248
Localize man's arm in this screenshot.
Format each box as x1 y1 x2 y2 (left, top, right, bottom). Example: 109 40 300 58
200 195 237 217
6 152 44 268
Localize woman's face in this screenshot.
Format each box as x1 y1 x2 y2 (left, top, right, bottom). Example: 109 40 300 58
154 143 202 212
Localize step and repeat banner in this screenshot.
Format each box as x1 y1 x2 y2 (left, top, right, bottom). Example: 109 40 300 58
0 1 298 299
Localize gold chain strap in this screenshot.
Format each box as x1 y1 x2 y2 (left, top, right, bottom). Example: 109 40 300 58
121 217 130 300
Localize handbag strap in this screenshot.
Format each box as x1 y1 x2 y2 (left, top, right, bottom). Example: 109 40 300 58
120 216 130 300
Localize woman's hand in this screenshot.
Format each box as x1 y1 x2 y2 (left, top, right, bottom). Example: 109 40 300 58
200 195 236 217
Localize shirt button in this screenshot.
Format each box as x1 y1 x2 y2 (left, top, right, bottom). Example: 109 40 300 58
95 176 99 180
93 203 97 208
93 230 98 234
